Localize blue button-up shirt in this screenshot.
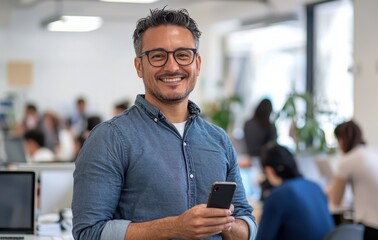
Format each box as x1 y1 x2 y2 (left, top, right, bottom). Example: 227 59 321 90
72 94 257 240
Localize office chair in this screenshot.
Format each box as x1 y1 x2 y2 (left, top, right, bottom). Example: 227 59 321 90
325 223 364 240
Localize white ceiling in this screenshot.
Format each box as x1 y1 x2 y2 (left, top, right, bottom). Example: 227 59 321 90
0 0 320 29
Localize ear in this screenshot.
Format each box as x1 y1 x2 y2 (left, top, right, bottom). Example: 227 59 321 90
134 57 143 78
196 54 201 76
264 166 275 177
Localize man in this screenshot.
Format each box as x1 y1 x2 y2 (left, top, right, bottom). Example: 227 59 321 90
72 8 257 240
255 143 334 240
70 97 88 138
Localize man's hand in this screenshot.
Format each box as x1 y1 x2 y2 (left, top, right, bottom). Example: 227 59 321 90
125 204 244 240
171 204 235 239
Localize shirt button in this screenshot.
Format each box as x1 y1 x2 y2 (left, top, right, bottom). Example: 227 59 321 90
183 142 187 146
154 118 158 122
190 174 194 178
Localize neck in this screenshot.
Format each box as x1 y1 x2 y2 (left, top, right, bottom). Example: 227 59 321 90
145 95 189 123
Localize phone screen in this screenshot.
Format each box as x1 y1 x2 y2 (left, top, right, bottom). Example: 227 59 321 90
207 182 236 209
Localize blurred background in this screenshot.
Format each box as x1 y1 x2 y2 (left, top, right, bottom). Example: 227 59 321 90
0 0 377 150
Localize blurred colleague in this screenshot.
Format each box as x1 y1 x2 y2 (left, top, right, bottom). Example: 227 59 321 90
15 103 43 136
72 8 256 240
76 115 103 151
55 118 76 162
113 100 130 116
70 97 88 138
40 111 60 152
328 120 378 240
243 98 277 158
243 98 277 200
256 143 334 240
24 129 55 162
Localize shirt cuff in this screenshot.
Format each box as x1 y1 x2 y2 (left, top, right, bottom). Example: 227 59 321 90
236 216 258 240
100 219 130 240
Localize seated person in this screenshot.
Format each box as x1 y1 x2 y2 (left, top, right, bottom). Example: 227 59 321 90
113 101 130 116
327 120 378 240
76 115 102 150
255 143 334 240
24 129 55 162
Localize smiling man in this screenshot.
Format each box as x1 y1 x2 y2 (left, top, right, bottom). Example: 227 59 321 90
72 8 257 240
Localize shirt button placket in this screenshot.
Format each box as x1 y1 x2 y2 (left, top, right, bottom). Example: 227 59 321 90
184 141 196 208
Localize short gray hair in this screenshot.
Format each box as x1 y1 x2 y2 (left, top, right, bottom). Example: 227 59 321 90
133 7 201 56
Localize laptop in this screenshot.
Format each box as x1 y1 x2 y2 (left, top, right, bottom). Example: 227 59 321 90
3 136 28 164
0 171 38 239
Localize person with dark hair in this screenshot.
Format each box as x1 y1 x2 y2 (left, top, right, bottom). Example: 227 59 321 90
24 129 55 162
243 98 277 200
76 115 103 150
72 7 256 240
16 103 43 136
243 98 277 158
256 143 334 240
113 101 130 116
328 120 378 240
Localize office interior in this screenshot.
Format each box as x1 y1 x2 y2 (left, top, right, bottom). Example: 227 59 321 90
0 0 378 238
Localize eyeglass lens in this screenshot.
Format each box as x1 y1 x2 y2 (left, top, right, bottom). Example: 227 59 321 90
147 49 195 67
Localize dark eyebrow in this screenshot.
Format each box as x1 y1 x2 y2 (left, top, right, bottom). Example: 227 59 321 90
144 47 166 52
143 47 196 52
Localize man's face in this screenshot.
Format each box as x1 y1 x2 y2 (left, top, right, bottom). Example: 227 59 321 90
134 25 201 105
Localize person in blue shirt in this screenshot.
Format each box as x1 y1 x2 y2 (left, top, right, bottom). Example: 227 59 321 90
72 7 257 240
255 143 334 240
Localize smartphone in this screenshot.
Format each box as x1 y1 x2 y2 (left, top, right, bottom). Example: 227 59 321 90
207 181 237 209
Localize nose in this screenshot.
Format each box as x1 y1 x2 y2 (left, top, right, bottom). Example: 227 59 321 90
163 52 180 70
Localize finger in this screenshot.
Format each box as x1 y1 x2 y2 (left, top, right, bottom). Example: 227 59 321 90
200 216 235 227
193 224 227 236
229 204 235 214
205 208 233 217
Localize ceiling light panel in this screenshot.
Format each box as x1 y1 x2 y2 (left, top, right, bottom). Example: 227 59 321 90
100 0 160 3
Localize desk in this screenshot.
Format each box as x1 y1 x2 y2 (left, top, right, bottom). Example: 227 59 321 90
37 210 73 240
13 162 75 172
329 203 354 225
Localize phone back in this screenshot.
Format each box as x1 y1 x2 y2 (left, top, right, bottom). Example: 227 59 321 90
207 182 236 209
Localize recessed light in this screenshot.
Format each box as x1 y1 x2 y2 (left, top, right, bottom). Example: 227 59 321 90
100 0 160 3
42 16 103 32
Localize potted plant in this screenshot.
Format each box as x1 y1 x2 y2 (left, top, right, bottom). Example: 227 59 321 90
275 91 334 154
204 95 243 133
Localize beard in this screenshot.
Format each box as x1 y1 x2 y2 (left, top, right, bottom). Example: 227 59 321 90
146 84 195 105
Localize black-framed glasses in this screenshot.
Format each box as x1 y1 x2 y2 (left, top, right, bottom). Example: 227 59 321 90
138 48 197 67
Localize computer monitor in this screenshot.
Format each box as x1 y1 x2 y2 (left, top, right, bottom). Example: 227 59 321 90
3 136 28 164
39 170 74 214
0 171 36 234
14 162 75 215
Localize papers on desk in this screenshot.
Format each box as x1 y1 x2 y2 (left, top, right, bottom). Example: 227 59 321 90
38 223 62 236
37 213 61 237
37 210 73 239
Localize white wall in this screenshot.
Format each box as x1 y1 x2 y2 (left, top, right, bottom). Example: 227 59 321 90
354 0 378 147
1 5 144 121
2 0 358 127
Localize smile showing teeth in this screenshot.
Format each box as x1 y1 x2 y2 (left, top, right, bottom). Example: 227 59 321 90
161 77 182 83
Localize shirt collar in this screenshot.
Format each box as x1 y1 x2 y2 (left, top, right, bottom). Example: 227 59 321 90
134 94 201 121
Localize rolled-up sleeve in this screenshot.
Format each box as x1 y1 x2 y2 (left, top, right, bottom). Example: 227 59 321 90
237 216 258 240
101 220 130 240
